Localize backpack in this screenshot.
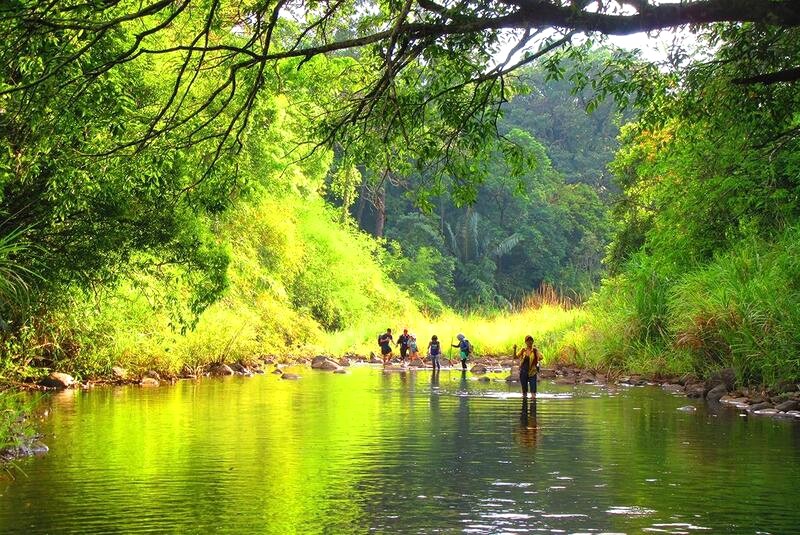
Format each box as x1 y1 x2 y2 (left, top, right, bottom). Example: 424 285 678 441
377 334 383 346
465 339 473 355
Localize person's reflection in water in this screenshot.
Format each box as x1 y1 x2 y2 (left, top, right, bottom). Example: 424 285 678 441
459 369 468 392
517 398 540 448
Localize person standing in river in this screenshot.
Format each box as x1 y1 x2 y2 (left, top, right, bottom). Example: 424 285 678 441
516 335 541 398
379 328 394 365
452 333 471 371
397 328 411 364
427 335 442 371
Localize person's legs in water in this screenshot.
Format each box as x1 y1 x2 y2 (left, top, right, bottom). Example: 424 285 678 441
528 376 537 397
461 358 467 371
400 346 408 363
521 373 529 398
431 354 440 370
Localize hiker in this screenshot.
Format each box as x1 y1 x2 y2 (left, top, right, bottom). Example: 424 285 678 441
452 333 471 371
516 335 541 398
427 335 442 371
397 328 411 363
378 328 394 365
408 333 419 362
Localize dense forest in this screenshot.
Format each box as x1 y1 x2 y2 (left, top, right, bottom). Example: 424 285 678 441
0 0 799 387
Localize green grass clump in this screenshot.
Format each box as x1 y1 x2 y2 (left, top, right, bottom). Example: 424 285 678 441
569 225 800 385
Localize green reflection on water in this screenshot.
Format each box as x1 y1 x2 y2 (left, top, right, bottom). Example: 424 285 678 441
1 368 800 534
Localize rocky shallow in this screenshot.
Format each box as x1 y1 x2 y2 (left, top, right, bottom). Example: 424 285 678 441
7 355 797 462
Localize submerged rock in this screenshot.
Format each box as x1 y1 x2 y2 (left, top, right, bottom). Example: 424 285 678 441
333 368 347 374
230 363 252 376
271 368 283 375
747 402 773 412
754 408 780 416
281 373 301 380
144 370 161 381
39 372 75 389
677 405 697 412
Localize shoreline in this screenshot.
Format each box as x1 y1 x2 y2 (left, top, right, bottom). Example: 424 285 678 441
3 354 798 463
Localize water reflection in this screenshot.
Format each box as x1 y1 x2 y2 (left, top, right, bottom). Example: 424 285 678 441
2 367 800 534
517 398 540 448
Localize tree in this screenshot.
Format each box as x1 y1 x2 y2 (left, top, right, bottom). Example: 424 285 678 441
3 0 799 187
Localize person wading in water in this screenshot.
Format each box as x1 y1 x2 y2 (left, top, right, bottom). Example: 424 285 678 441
516 335 541 399
452 334 471 371
378 328 394 365
397 328 411 364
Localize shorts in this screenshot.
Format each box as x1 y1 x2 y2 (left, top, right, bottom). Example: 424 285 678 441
380 345 392 356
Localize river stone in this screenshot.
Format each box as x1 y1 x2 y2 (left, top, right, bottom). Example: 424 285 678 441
785 410 800 418
754 408 780 416
470 364 488 374
338 357 351 367
281 373 301 380
706 383 728 402
111 366 128 381
748 401 773 412
333 368 347 374
775 399 800 412
230 362 251 376
312 357 340 371
140 377 159 387
476 376 491 383
39 372 75 389
677 405 697 412
271 368 283 375
209 364 234 376
143 370 160 381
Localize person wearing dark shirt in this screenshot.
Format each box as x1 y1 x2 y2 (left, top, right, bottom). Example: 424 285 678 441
427 335 442 370
397 329 411 363
378 328 394 365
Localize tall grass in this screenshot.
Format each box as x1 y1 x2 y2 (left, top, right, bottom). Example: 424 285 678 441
566 225 800 385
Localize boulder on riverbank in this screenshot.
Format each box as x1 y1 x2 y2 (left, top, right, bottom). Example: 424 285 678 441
209 364 234 376
112 366 128 381
39 372 75 389
140 377 160 387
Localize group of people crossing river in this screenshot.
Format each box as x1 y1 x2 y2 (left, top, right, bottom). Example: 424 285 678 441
377 327 543 398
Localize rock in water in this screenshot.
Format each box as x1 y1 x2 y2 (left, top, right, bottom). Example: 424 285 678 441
230 362 252 376
775 399 799 412
39 372 75 389
311 356 340 371
747 401 773 412
271 368 283 375
209 364 235 376
477 376 491 383
144 370 160 381
338 357 351 367
369 355 383 364
111 366 128 381
140 377 160 387
333 368 347 374
706 383 728 402
470 364 487 374
281 373 301 380
677 406 697 412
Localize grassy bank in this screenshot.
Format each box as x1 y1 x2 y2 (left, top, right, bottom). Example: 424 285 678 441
560 226 800 386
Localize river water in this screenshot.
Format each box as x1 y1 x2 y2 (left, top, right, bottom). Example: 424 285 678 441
2 366 800 534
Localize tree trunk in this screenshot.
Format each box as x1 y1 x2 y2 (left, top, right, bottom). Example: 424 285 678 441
356 180 368 227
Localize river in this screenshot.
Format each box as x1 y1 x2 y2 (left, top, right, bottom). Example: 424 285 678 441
2 366 799 533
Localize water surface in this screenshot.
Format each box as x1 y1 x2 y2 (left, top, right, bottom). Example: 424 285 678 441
2 366 799 533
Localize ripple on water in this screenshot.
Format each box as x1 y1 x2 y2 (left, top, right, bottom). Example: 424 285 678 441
606 506 657 516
